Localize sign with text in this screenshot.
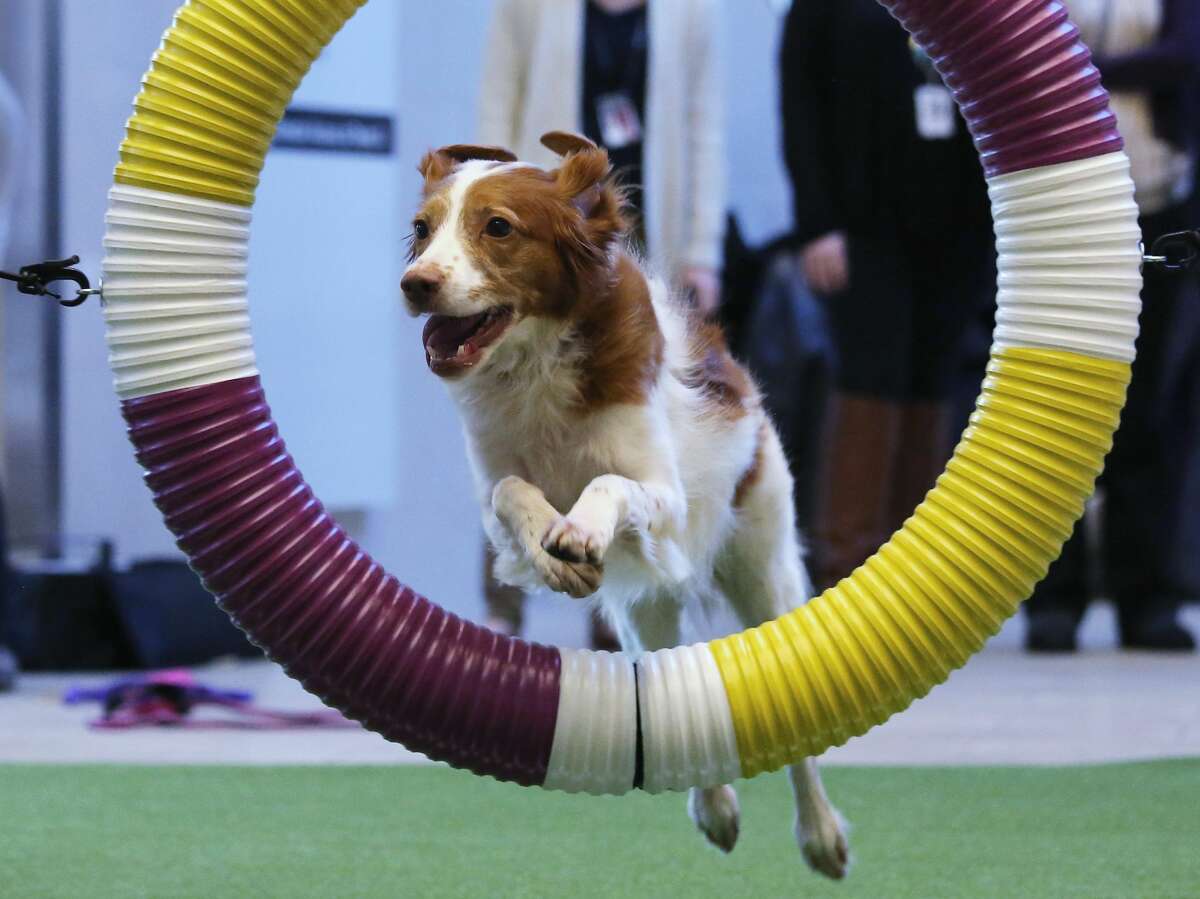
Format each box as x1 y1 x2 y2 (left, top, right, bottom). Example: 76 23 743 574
274 108 395 155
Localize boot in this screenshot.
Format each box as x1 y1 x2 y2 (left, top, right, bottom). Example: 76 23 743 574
886 401 952 534
482 540 525 636
814 393 902 590
0 646 15 692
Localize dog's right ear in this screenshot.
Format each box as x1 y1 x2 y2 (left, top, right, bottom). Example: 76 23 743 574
438 144 518 165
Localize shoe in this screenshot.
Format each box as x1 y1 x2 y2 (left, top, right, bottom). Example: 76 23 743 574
0 646 17 692
1025 611 1078 653
1120 613 1196 652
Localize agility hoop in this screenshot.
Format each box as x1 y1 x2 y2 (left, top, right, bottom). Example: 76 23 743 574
103 0 1140 794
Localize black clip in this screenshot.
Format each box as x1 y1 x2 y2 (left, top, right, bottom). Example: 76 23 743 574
0 255 98 307
1144 230 1200 273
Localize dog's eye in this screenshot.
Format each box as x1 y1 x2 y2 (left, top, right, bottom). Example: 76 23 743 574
485 217 513 238
413 219 430 240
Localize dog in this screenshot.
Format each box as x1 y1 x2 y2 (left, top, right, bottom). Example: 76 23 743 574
401 131 849 878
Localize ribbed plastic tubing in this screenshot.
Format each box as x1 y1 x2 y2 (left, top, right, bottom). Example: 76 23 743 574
104 0 1140 793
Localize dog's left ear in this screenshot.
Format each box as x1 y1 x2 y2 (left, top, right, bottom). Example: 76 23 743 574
542 131 608 217
543 131 624 250
418 144 517 195
541 131 599 158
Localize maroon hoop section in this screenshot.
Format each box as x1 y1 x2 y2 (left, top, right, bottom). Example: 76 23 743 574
889 0 1123 175
122 377 561 785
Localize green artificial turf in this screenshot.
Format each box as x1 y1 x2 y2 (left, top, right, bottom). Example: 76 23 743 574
2 761 1197 898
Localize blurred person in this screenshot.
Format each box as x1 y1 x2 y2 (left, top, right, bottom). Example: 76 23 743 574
1024 0 1200 652
0 71 22 690
780 0 995 590
0 489 13 692
475 0 726 644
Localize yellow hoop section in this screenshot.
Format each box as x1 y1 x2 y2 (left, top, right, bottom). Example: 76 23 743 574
712 348 1128 775
116 0 363 206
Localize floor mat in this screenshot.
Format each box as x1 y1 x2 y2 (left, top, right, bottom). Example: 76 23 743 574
3 761 1196 898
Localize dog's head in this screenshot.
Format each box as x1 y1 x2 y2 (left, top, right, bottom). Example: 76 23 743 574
401 132 626 378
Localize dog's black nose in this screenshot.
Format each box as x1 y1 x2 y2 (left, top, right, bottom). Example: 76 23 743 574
402 268 444 308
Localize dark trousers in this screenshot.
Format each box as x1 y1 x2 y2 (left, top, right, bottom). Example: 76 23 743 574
0 487 9 646
828 226 996 401
1027 203 1200 628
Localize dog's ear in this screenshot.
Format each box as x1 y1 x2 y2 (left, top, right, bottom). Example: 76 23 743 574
541 131 599 159
418 144 517 195
542 132 607 216
546 136 626 273
437 144 519 165
418 149 454 193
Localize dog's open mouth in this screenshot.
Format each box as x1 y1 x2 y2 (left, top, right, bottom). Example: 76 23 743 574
422 307 514 376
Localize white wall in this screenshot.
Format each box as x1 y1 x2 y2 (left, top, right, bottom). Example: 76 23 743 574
61 0 182 562
51 0 794 639
59 1 403 563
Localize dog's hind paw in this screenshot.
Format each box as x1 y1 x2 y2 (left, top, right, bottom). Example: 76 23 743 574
796 809 850 880
688 785 740 854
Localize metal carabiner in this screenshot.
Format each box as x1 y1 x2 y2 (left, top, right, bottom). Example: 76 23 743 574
1143 230 1200 274
0 255 100 307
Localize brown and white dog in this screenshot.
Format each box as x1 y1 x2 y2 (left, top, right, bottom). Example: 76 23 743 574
401 132 849 877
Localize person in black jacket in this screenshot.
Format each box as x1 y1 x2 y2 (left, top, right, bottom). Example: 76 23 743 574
780 0 996 590
1023 0 1199 652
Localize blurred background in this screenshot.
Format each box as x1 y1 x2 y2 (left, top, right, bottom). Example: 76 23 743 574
0 1 1196 896
0 0 793 654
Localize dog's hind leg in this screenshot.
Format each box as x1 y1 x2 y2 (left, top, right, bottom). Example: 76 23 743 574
715 425 850 879
611 597 741 854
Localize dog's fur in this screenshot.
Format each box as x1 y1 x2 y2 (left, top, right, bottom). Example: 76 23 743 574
401 132 849 877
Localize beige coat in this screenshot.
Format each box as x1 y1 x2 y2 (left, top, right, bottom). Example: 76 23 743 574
479 0 727 279
1068 0 1194 212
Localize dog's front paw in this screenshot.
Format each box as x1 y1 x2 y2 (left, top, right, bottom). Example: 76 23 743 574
541 516 611 566
533 550 603 599
796 807 850 881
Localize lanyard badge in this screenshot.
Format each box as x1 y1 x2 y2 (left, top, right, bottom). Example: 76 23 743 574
909 38 956 141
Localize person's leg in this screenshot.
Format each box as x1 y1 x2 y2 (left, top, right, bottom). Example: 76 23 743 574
890 232 990 538
885 401 950 533
814 395 901 588
812 233 910 588
0 486 16 691
587 610 620 651
1106 205 1198 649
1024 522 1092 651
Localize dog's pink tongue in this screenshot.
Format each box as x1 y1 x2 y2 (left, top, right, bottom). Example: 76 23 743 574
423 313 487 356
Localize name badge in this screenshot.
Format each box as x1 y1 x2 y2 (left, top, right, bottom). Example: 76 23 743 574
596 92 643 150
914 84 956 140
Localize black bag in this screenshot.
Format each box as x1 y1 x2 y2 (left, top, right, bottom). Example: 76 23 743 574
109 559 259 667
8 542 136 671
8 543 258 670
